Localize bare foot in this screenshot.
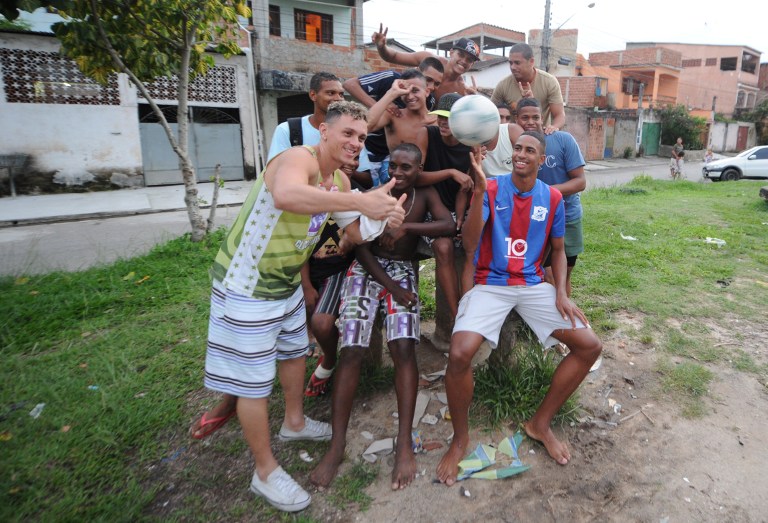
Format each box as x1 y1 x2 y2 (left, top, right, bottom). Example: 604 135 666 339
391 445 417 490
523 421 570 465
436 436 468 486
309 449 344 489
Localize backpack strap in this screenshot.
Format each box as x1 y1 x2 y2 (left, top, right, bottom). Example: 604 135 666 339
287 117 303 146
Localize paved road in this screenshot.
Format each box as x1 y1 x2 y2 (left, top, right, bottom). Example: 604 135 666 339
0 162 699 277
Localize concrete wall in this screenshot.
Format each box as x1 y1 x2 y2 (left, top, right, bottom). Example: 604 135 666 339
563 107 643 160
270 0 353 46
1 97 143 175
563 107 590 144
254 0 367 79
1 32 258 188
467 62 509 91
529 28 580 77
708 121 756 152
0 33 142 179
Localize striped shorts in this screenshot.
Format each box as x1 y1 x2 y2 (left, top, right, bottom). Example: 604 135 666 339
203 280 308 399
311 270 346 316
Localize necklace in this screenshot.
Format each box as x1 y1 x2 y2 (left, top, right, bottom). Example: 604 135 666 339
400 188 416 219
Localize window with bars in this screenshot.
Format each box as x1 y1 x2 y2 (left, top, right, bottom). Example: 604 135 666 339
294 8 332 44
705 57 717 66
740 51 757 74
682 58 701 68
269 5 280 37
0 48 120 105
622 77 640 96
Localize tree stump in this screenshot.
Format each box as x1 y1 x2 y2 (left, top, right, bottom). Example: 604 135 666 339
427 246 521 366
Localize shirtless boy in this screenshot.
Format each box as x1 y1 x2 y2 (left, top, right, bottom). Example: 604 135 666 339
310 143 454 491
367 69 436 159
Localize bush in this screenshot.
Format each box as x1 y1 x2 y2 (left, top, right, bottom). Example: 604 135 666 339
659 104 707 149
623 146 633 159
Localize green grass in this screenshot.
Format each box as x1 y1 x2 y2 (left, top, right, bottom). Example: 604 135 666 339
1 230 223 521
576 178 768 330
473 325 579 427
658 359 715 418
2 179 767 520
326 461 378 511
416 258 437 320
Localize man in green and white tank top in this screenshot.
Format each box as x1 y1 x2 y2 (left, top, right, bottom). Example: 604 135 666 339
201 101 406 513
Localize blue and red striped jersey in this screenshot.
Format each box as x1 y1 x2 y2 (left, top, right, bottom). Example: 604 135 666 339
474 176 565 286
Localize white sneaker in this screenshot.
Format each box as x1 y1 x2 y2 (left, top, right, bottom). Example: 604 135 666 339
278 415 332 441
589 356 603 372
250 466 310 512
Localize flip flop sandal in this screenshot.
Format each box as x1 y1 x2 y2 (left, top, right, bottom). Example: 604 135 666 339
304 373 332 397
304 356 332 397
191 410 236 440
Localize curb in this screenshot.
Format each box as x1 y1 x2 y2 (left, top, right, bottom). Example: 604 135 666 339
0 202 244 228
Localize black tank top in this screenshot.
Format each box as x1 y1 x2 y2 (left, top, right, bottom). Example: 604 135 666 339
423 125 471 213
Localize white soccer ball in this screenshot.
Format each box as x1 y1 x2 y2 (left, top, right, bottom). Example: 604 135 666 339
448 95 500 146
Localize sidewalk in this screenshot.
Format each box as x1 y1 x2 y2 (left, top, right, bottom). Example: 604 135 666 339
0 180 254 227
0 157 668 226
583 155 667 172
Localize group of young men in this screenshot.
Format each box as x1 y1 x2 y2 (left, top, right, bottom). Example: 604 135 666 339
190 28 602 513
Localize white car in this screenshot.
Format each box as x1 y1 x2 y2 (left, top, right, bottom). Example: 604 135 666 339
702 145 768 181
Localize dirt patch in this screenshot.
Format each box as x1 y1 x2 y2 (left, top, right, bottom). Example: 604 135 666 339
146 317 768 522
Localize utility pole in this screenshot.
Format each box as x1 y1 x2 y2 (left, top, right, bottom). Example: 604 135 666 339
708 96 717 149
636 83 645 155
541 0 552 72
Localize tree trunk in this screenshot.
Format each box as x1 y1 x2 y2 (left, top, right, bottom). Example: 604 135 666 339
207 165 222 233
177 29 206 242
180 156 207 242
86 0 207 241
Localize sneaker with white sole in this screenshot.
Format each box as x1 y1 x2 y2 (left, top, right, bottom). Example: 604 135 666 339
278 415 332 441
250 466 310 512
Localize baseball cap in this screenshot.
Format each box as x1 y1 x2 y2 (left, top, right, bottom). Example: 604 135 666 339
428 92 462 118
451 38 480 61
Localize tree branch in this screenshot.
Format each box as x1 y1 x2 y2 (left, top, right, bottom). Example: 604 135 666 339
87 0 185 160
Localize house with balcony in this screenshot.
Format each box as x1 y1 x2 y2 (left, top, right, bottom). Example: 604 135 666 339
626 42 761 118
584 46 682 111
246 0 372 152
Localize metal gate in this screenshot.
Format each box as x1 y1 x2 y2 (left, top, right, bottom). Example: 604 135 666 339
641 122 660 156
139 106 245 186
737 126 748 151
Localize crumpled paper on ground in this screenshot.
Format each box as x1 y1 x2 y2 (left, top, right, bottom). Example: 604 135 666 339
457 432 530 480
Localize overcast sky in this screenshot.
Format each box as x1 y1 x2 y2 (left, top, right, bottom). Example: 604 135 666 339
362 0 766 59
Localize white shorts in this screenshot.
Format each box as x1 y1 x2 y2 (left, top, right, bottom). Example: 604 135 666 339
204 280 308 399
452 283 587 349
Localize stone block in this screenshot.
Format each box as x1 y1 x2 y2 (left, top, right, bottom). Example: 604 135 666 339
53 168 95 187
110 172 145 188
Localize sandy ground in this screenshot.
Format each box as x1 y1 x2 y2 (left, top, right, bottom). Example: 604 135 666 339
150 312 768 522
